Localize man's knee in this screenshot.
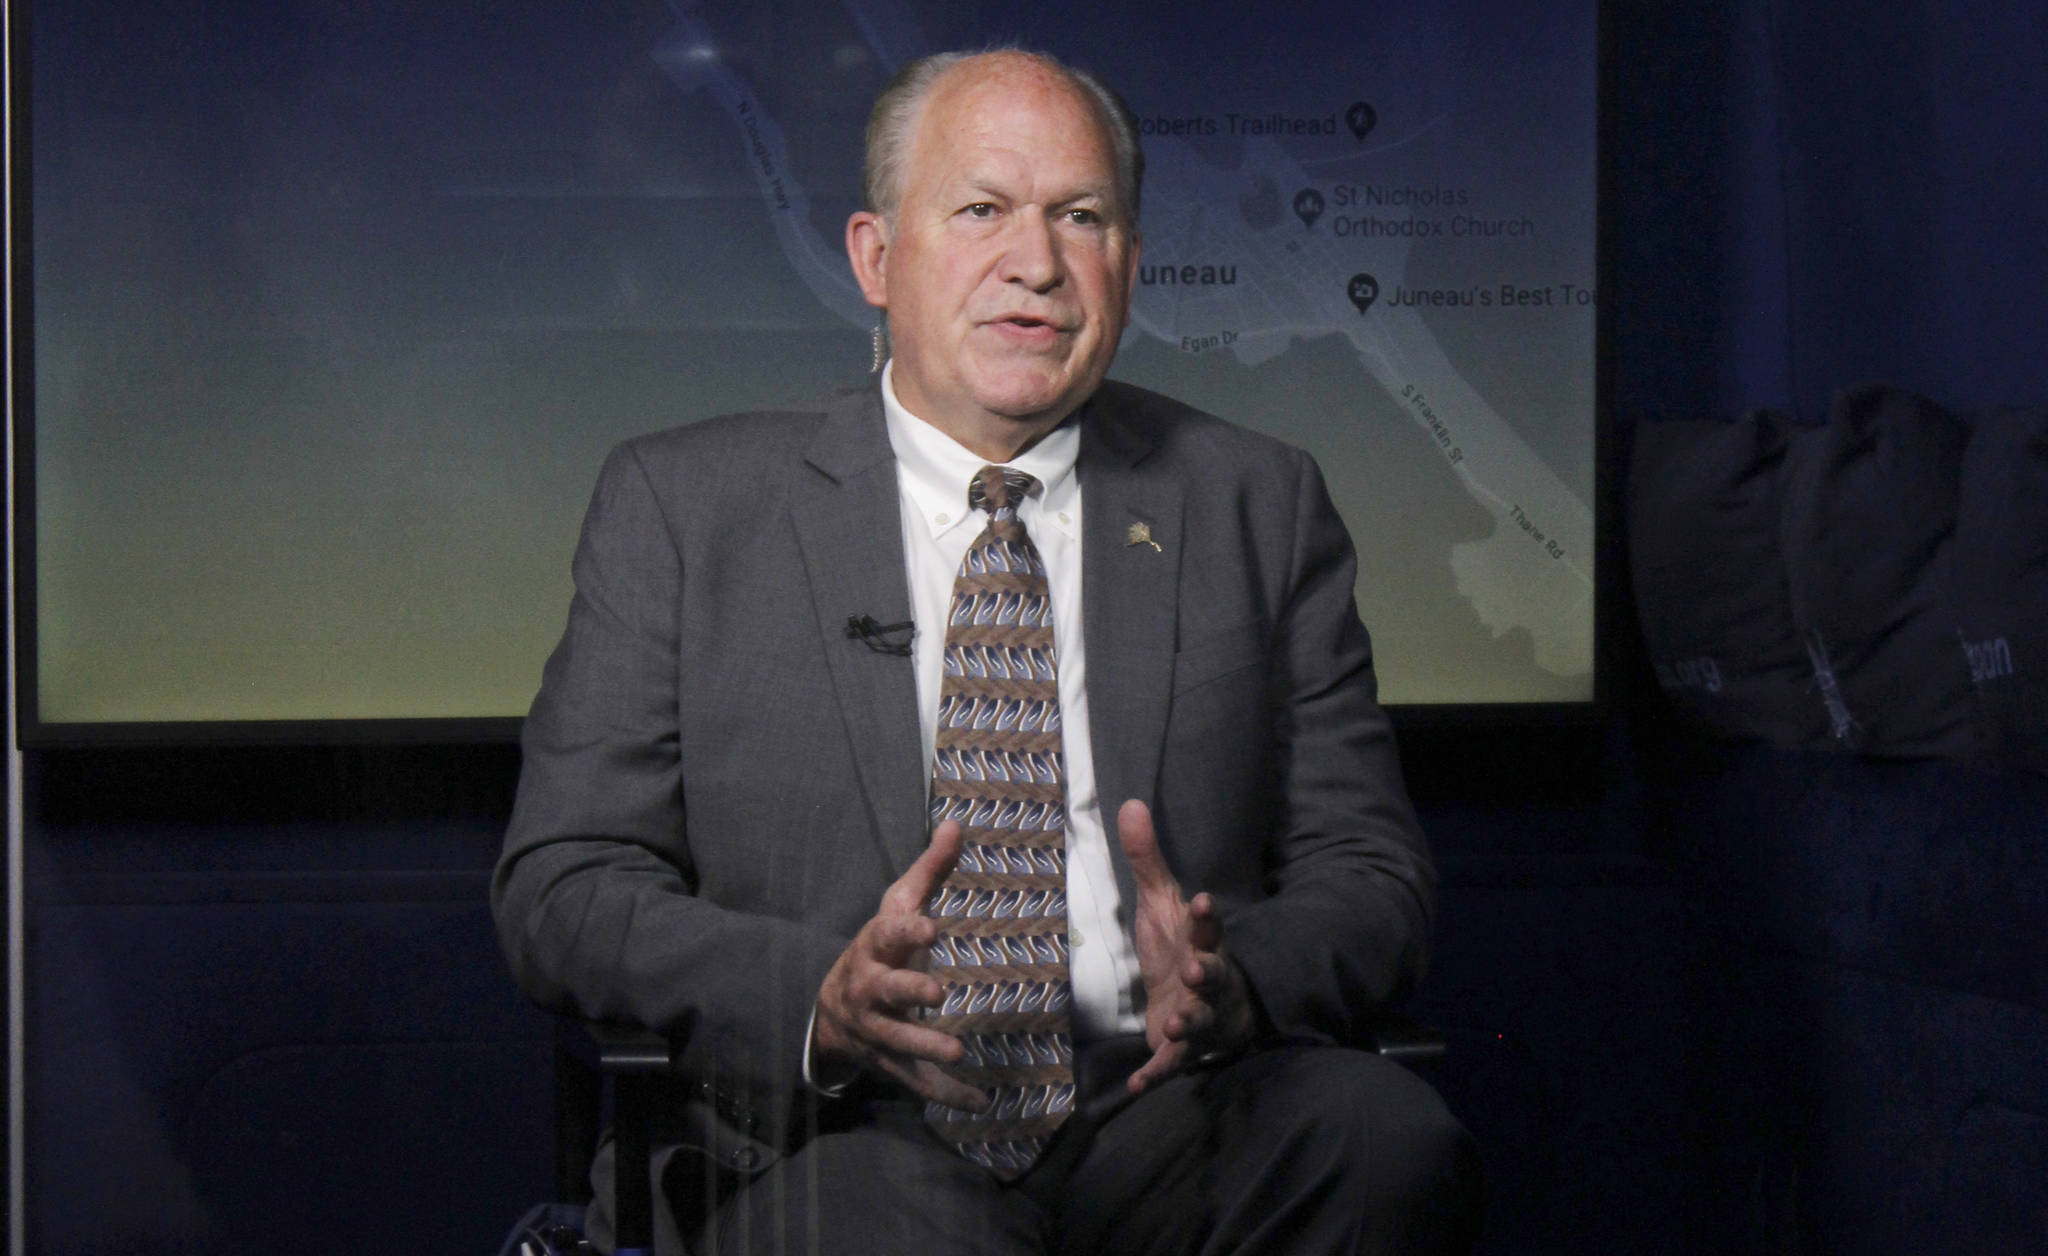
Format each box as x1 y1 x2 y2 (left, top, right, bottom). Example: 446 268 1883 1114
1313 1050 1470 1165
1232 1047 1482 1248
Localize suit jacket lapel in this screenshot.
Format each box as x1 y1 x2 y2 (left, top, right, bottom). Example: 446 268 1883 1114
790 386 930 879
1079 394 1183 915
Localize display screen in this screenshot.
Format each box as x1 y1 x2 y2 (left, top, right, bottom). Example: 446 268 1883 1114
17 0 1598 734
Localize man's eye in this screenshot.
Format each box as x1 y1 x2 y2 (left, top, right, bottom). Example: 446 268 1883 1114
962 203 998 219
1065 208 1102 226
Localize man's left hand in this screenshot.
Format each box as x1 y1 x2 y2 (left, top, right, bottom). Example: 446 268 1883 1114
1115 799 1257 1094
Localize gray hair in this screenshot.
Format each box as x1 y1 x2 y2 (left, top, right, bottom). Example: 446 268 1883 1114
861 49 1145 227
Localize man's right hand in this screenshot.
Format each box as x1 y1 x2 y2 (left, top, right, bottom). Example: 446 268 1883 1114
812 820 990 1112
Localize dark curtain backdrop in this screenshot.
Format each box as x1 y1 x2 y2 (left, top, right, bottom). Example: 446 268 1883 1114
1611 0 2048 421
1609 4 2048 1252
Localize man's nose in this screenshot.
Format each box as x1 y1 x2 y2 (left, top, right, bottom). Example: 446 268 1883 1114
1001 211 1062 292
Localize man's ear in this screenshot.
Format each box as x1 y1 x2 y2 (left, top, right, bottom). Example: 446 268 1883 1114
846 211 890 309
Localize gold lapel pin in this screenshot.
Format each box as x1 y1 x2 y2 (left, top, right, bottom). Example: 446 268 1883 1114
1126 521 1162 552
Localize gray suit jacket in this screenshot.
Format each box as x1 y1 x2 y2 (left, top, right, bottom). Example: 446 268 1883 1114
492 377 1434 1156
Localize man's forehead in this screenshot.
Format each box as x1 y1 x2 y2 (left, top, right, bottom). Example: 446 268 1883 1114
907 62 1118 195
933 151 1115 199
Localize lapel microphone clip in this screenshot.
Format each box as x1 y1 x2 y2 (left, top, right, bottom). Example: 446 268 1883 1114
846 614 915 657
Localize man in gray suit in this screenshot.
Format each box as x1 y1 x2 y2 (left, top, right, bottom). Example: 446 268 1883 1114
495 48 1477 1254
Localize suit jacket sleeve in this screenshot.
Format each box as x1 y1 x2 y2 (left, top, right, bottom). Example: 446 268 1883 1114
1192 446 1435 1043
491 437 848 1138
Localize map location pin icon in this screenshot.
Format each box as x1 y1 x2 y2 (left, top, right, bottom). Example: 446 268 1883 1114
1346 101 1377 143
1347 273 1379 314
1293 188 1324 229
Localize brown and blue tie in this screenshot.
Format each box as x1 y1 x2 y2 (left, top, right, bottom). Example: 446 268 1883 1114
922 465 1076 1180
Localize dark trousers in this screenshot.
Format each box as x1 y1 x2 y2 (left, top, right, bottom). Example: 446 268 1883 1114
625 1036 1480 1256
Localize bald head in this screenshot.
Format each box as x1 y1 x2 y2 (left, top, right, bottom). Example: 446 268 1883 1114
862 50 1144 228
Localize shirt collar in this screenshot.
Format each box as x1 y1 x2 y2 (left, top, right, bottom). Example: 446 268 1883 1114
879 360 1081 543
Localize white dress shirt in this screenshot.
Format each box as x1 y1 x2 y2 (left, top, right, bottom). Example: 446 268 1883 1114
880 363 1145 1041
805 369 1146 1090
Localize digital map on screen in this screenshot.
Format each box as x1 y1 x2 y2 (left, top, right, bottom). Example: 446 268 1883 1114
28 0 1595 723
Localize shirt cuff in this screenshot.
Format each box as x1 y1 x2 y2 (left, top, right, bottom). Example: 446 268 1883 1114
801 1006 856 1097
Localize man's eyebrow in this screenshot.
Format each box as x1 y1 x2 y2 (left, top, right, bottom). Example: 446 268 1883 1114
1008 179 1116 215
946 171 1113 202
1049 186 1113 209
927 172 1008 205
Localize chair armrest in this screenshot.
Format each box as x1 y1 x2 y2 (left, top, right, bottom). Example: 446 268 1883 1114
555 1020 673 1255
1359 1011 1448 1069
582 1022 675 1073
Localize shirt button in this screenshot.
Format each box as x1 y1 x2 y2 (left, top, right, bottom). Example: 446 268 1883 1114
935 512 950 526
1069 927 1085 948
1057 512 1071 525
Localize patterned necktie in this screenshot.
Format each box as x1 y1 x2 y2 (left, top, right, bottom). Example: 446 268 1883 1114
922 465 1076 1180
